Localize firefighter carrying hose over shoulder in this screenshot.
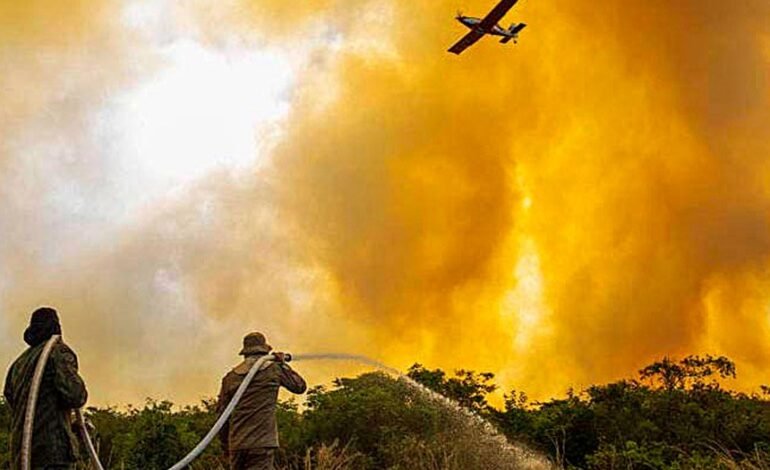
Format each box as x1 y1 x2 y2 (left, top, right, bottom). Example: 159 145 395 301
4 307 88 470
217 332 306 470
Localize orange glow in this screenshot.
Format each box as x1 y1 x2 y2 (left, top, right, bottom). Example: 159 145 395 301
1 0 770 405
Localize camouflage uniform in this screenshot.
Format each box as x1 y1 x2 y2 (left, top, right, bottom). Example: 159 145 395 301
3 309 88 470
217 333 306 470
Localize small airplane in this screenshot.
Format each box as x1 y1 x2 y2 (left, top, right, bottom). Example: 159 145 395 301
448 0 526 55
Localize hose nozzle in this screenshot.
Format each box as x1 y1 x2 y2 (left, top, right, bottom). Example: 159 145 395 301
272 352 292 363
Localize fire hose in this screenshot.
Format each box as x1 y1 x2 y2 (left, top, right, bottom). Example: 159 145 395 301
22 335 284 470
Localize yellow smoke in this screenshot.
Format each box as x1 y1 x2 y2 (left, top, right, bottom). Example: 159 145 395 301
1 0 770 404
266 0 770 396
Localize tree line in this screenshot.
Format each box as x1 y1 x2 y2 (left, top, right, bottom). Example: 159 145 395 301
1 355 769 469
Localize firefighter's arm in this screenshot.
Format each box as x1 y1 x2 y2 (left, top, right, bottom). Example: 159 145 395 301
277 363 307 394
51 344 88 409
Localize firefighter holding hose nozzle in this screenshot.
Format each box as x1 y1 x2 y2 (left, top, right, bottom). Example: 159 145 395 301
217 332 307 470
3 307 88 470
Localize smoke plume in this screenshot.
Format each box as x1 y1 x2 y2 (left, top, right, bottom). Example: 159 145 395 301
1 0 769 404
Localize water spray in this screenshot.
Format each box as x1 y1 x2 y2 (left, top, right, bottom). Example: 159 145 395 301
292 353 552 469
292 353 400 375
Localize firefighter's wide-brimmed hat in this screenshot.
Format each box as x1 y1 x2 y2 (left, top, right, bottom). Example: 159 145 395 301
239 332 273 356
24 306 62 347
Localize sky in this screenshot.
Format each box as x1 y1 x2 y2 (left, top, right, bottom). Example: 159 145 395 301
1 0 770 406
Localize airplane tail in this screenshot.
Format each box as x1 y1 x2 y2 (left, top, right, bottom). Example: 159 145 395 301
502 23 527 44
508 22 527 34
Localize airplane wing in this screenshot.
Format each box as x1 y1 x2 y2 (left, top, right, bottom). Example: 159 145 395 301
478 0 519 31
448 29 485 55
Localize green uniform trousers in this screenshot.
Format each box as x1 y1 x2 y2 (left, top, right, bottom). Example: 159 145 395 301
230 448 275 470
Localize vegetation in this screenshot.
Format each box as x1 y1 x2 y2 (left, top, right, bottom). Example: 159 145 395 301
1 355 769 469
492 355 770 469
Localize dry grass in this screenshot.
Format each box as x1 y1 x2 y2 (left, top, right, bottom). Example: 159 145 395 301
303 441 364 470
714 448 770 470
280 435 553 470
277 441 365 470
